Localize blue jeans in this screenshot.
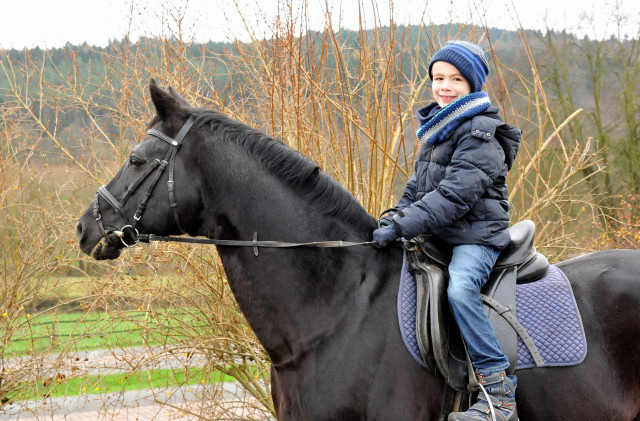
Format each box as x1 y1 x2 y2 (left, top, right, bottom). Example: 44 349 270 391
447 244 510 373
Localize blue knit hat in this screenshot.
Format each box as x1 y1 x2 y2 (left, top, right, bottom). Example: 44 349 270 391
428 40 489 93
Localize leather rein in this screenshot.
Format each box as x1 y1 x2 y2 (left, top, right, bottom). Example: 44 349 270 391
92 115 376 255
137 233 375 257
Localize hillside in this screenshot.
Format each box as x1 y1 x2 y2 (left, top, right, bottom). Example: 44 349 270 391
1 24 638 206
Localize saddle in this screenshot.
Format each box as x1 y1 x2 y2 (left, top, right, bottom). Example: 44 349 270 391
402 220 548 392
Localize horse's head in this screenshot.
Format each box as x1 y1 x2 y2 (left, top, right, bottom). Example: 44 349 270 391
76 79 202 260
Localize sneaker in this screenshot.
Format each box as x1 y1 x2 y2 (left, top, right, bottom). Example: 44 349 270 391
448 370 518 421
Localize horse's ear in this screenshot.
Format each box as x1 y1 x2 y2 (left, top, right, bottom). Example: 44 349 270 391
149 78 185 121
168 86 194 110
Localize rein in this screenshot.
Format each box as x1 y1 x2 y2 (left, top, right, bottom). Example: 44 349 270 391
133 232 376 256
95 115 378 254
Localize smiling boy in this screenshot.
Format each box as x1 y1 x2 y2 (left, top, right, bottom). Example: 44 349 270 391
432 60 471 106
372 40 522 421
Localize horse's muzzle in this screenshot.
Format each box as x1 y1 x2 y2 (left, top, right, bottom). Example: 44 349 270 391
75 218 123 260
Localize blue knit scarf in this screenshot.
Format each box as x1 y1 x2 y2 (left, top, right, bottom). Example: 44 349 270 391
416 92 491 144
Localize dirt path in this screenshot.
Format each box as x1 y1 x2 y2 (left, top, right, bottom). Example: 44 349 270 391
1 383 271 420
2 348 273 420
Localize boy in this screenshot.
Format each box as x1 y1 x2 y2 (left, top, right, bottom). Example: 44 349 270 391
373 40 521 421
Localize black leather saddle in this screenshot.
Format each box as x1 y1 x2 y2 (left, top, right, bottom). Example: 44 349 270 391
402 220 548 392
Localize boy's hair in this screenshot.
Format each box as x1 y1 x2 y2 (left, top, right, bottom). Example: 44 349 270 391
428 40 489 93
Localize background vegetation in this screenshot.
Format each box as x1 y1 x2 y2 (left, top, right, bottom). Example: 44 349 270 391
1 0 638 418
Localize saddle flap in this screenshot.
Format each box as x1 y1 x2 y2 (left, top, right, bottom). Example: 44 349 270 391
428 265 450 378
414 271 436 373
413 260 469 391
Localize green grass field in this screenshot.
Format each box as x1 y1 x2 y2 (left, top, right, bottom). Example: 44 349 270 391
8 367 235 401
4 309 201 356
2 309 244 401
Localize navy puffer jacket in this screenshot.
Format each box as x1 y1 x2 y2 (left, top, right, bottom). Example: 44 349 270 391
391 103 521 250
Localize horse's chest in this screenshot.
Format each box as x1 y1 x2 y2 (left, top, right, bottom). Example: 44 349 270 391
274 373 361 420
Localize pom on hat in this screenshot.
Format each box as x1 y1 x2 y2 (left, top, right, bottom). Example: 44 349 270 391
428 40 489 93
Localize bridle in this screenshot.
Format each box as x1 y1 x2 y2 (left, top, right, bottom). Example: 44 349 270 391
92 114 377 254
93 116 196 248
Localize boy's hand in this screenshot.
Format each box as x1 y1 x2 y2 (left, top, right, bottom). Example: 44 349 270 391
372 225 401 248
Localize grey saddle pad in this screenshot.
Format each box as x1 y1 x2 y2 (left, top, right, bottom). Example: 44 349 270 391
398 252 587 370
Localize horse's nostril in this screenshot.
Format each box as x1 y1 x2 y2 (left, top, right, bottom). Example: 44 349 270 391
75 221 84 240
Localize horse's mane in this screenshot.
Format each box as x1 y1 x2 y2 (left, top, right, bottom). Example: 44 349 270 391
192 110 376 231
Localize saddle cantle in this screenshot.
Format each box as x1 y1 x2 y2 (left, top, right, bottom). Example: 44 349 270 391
403 220 548 392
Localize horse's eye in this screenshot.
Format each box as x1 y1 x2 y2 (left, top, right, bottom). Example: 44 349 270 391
129 156 145 168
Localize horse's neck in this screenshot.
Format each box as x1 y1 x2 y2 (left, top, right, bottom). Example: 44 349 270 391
201 158 374 365
216 227 371 366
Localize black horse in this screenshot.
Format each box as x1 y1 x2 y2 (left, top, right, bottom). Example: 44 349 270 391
76 80 640 420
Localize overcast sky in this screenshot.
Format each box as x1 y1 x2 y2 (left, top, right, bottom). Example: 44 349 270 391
1 0 638 49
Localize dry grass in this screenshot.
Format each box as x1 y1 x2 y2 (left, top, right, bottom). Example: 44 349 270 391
0 0 607 417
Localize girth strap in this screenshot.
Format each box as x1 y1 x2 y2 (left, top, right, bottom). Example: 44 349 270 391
480 293 545 367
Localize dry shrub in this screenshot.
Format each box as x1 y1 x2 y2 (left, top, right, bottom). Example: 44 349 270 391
0 0 607 417
595 193 640 249
0 106 77 402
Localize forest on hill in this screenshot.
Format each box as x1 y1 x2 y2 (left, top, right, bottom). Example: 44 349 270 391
2 24 638 203
2 21 640 259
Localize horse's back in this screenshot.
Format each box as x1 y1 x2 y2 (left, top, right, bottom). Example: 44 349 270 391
559 248 640 355
558 248 640 279
516 249 640 420
558 249 640 316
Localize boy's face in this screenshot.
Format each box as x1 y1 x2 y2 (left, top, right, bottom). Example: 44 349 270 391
431 61 471 108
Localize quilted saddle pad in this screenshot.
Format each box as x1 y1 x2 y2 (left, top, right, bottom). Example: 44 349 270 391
398 252 587 370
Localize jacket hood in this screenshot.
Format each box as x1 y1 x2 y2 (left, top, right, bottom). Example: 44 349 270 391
496 123 521 170
484 108 521 170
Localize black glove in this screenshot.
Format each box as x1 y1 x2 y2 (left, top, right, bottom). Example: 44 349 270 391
372 224 401 247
